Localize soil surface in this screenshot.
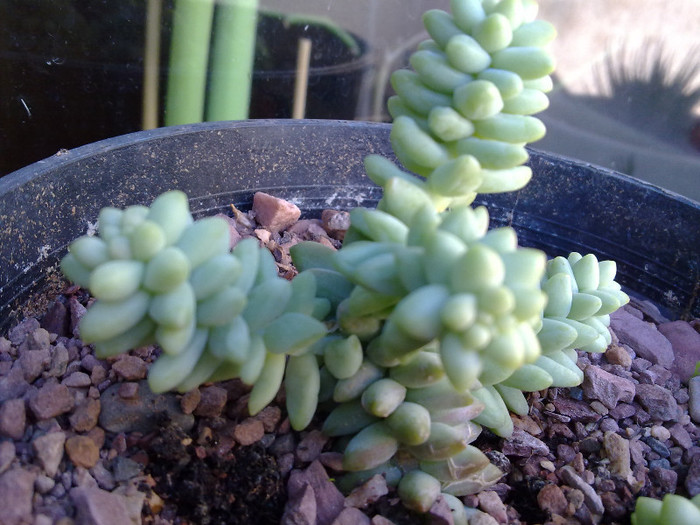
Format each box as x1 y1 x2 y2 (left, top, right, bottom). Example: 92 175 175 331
0 197 699 525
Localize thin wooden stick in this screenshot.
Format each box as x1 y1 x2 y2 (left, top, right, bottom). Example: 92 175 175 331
142 0 162 130
292 37 312 119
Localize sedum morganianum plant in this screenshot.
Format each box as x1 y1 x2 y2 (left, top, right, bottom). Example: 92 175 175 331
60 0 630 518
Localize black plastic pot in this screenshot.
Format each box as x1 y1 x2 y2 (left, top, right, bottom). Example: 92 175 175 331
0 4 371 175
0 120 698 334
250 13 373 120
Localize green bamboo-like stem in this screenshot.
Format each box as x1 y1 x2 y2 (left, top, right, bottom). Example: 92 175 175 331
206 0 259 121
164 0 215 126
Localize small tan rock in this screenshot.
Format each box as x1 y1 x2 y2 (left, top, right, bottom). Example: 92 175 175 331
233 418 265 446
537 483 568 515
253 192 301 233
65 435 100 469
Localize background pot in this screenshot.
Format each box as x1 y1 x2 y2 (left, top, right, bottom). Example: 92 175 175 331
0 3 371 175
0 120 698 334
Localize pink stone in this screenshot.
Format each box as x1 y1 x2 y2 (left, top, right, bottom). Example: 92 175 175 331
658 320 700 383
610 310 674 369
253 192 301 233
582 366 635 409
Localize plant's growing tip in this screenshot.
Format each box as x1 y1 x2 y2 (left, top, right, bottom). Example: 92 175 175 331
60 0 631 519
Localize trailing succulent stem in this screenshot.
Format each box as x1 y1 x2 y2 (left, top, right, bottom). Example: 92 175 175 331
631 493 700 525
60 0 630 518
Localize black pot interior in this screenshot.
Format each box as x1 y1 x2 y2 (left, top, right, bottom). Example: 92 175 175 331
0 120 698 333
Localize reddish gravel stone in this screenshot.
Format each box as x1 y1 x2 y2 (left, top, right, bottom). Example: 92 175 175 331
538 483 568 516
635 383 679 422
332 506 371 525
193 385 228 418
32 431 66 477
582 366 635 409
180 388 201 415
658 320 700 383
0 398 26 439
69 398 101 432
111 355 148 381
345 474 388 509
233 418 265 446
610 309 674 368
253 192 301 233
65 435 100 469
0 467 36 525
29 382 74 420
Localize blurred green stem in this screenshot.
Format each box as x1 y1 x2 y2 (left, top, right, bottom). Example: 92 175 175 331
165 0 215 126
207 0 259 121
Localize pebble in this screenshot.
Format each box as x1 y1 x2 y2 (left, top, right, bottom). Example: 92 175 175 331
69 398 101 432
478 490 507 523
658 320 700 383
649 466 677 492
345 474 388 509
0 398 26 439
253 192 302 233
28 382 75 420
193 385 228 418
502 428 549 457
296 429 329 463
98 380 194 433
551 398 601 422
689 376 700 424
0 365 30 403
669 422 694 449
71 485 140 525
332 506 371 525
537 483 568 515
111 356 148 381
62 371 91 387
118 382 139 399
32 431 66 477
232 418 264 446
469 511 499 525
558 466 605 515
180 388 201 415
649 425 671 442
286 460 345 525
582 366 635 409
112 457 143 483
90 461 116 490
370 517 396 525
254 405 282 432
602 431 633 481
65 435 100 469
605 345 632 368
686 455 700 496
47 344 70 378
0 441 15 474
635 383 679 422
18 348 51 382
427 495 453 525
0 467 36 525
610 309 674 368
281 482 316 525
34 473 56 494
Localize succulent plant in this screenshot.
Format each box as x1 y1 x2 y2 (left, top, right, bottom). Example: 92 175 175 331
60 0 631 519
631 493 700 525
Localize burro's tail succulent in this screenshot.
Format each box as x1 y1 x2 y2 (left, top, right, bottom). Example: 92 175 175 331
59 0 631 520
61 190 329 431
631 493 700 525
